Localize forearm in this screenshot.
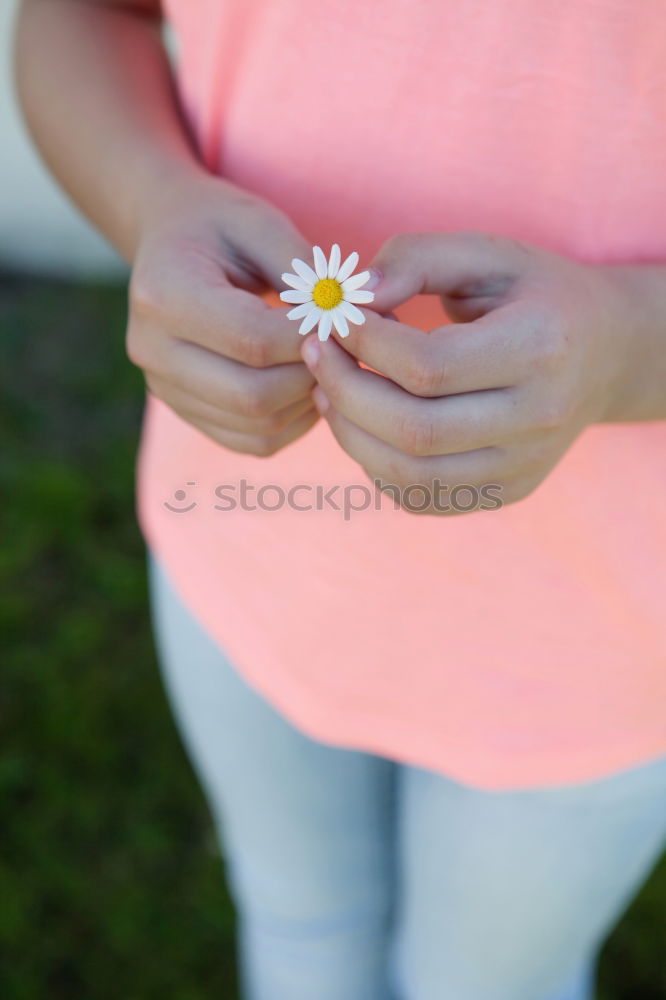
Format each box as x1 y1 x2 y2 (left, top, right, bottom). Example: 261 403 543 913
13 0 216 263
601 262 666 422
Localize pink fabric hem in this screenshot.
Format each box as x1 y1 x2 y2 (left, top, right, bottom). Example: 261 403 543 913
141 518 666 793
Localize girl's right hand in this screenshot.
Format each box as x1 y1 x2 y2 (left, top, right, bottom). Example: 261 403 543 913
126 174 320 456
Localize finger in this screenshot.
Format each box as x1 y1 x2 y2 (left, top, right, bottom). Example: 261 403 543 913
341 299 543 396
366 229 534 316
147 374 316 433
321 403 507 488
136 265 305 367
184 406 320 457
303 334 523 455
165 197 323 361
214 196 318 298
150 335 316 415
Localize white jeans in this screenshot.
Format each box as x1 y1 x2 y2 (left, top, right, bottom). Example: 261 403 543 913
147 551 666 1000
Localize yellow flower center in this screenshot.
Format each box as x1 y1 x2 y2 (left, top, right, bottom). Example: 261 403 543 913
312 278 343 310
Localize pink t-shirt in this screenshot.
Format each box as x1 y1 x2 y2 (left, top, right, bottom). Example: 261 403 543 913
137 0 666 790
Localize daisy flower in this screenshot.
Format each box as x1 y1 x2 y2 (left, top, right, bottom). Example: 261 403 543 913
279 243 375 341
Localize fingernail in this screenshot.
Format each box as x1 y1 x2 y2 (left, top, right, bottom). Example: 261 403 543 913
364 267 383 290
312 385 330 414
301 338 321 368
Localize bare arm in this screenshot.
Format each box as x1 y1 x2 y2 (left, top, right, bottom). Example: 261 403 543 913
13 0 213 263
13 0 320 456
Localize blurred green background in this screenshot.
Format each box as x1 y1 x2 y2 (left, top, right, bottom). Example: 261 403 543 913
1 273 665 999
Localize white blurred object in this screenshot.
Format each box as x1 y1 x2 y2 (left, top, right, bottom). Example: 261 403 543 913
0 2 177 278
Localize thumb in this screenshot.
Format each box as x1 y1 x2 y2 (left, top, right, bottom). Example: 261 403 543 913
365 229 528 314
220 198 317 296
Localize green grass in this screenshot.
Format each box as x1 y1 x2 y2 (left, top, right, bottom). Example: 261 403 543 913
1 273 664 999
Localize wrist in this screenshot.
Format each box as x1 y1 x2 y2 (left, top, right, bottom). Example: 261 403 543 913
130 158 213 254
596 261 666 423
132 159 265 258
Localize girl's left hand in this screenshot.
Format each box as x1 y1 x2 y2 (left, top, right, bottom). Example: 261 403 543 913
300 230 663 514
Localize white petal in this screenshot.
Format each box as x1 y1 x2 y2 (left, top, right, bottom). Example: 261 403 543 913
281 271 312 291
317 311 333 341
287 302 314 319
341 270 370 291
331 307 350 338
327 243 341 278
344 289 375 304
280 289 313 304
336 251 359 284
339 300 366 325
312 245 328 279
292 258 318 285
299 306 322 335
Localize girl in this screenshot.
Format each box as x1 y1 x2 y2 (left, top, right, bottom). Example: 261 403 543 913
15 1 666 997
